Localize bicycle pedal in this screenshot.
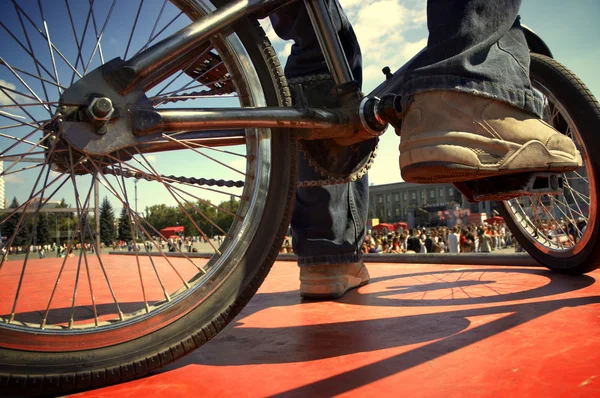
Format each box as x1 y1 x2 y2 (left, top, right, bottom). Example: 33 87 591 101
454 173 564 203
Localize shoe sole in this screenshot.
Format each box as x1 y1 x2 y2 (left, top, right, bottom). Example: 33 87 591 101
300 268 370 300
400 140 582 183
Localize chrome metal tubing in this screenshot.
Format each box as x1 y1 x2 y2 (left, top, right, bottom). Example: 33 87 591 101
109 0 286 94
303 0 354 85
132 107 348 138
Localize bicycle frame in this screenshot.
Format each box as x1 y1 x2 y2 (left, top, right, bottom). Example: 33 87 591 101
59 0 390 149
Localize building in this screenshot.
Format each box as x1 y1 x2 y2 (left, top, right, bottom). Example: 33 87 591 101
368 181 496 228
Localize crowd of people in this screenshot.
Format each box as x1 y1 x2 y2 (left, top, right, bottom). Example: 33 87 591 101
279 215 588 255
362 223 515 254
280 222 517 254
0 242 94 258
112 235 214 253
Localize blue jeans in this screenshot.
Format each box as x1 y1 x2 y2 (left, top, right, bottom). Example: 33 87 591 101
270 0 539 266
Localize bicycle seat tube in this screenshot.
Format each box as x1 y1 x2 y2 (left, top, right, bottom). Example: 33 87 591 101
303 0 355 89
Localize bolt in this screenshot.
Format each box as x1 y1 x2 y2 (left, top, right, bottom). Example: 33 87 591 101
92 97 113 118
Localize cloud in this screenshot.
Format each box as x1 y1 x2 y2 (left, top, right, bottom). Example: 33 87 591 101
3 173 24 184
0 79 33 107
278 42 293 58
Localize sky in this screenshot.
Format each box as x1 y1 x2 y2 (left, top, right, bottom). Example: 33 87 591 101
0 0 598 214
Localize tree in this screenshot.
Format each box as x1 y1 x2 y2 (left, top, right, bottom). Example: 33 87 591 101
99 197 116 246
118 207 133 242
35 212 51 245
2 197 20 246
214 198 240 234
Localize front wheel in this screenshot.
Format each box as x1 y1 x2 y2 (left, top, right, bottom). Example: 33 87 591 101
498 53 600 275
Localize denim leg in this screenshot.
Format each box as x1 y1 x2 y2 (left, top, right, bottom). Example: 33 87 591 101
269 0 362 84
401 0 543 117
270 0 367 267
292 155 368 266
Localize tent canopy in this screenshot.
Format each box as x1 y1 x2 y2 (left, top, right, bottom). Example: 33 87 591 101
393 222 408 231
159 226 184 238
372 223 394 233
485 216 504 224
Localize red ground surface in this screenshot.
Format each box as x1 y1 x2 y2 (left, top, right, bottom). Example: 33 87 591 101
3 256 600 397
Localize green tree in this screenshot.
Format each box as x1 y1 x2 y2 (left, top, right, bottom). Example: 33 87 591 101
35 212 52 245
214 198 240 235
99 197 116 246
3 197 20 246
118 207 133 242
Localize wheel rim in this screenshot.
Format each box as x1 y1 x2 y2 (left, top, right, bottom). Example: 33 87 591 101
501 78 597 258
0 0 276 350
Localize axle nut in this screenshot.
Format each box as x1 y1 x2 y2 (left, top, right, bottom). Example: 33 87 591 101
87 96 114 122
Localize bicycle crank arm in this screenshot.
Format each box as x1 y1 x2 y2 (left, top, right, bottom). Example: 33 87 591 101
454 172 564 203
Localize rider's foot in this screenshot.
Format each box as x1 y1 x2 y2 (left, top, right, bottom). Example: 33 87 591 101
299 261 370 299
398 91 583 183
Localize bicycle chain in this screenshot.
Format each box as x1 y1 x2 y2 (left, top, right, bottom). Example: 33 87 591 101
103 166 244 188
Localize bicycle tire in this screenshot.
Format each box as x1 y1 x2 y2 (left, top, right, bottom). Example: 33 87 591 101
498 53 600 275
0 1 296 395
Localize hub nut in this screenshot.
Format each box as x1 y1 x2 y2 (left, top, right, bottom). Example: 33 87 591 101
86 96 114 122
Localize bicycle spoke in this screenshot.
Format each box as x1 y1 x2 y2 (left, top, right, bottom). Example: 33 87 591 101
38 0 62 97
0 56 52 114
0 21 57 84
2 132 51 176
66 149 97 328
0 87 47 136
135 152 221 255
83 0 118 76
123 0 145 61
68 0 93 84
153 45 213 99
0 62 66 91
12 1 53 118
0 102 59 109
142 0 169 57
9 2 83 80
6 145 59 323
0 162 43 177
563 177 590 205
150 77 233 99
154 59 226 107
102 151 244 230
0 117 53 156
161 134 247 177
133 10 184 57
90 161 197 287
114 163 150 313
87 0 106 65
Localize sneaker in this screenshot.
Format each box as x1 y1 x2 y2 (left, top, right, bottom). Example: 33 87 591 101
399 91 582 183
299 261 370 299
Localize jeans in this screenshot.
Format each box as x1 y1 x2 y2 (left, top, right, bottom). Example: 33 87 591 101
270 0 539 266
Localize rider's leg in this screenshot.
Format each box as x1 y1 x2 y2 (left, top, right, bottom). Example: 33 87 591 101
270 0 369 299
398 0 582 183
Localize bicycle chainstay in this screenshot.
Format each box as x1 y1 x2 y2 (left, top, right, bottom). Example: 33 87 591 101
140 75 377 188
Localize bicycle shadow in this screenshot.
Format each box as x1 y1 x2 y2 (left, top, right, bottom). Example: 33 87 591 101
163 267 598 396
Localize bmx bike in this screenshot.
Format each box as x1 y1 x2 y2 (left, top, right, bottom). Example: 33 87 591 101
0 0 598 395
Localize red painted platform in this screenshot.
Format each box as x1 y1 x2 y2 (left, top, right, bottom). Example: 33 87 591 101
37 260 600 396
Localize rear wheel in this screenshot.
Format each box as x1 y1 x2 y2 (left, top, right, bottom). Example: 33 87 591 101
0 0 295 395
498 53 600 275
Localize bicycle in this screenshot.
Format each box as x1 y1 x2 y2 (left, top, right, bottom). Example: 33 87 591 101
0 0 598 395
